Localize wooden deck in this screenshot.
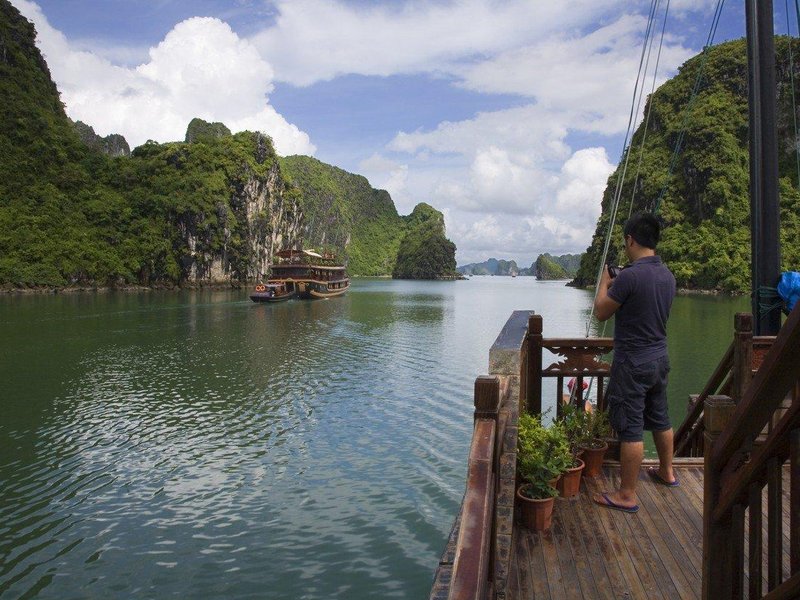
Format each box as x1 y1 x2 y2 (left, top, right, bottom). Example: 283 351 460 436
508 461 794 600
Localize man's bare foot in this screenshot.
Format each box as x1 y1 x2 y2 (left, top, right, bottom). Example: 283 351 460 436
647 467 679 487
592 491 639 513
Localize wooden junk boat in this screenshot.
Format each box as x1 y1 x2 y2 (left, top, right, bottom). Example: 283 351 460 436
250 249 350 303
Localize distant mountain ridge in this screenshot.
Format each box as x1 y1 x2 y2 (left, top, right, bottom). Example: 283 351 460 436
458 254 582 278
0 2 457 287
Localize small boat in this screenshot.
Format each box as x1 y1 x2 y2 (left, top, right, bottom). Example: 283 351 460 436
250 248 350 303
249 281 297 303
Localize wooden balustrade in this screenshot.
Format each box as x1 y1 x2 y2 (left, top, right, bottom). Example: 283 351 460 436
525 314 613 419
702 303 800 600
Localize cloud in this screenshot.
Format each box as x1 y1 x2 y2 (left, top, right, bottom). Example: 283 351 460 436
453 15 694 135
251 0 623 86
11 0 315 155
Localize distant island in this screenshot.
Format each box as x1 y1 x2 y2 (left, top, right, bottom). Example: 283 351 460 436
457 254 582 280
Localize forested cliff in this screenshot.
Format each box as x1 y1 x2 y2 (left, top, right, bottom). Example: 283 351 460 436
574 38 800 292
0 1 456 288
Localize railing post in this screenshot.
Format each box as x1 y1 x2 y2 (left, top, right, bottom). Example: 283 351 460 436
474 376 501 422
732 313 753 403
527 315 542 416
702 394 737 600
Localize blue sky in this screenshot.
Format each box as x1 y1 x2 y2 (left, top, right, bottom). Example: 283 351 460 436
10 0 795 266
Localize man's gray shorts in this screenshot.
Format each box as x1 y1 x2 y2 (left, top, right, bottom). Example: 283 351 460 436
606 355 671 442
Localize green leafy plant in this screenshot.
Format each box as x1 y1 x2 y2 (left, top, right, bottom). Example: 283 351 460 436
582 408 612 450
558 403 592 458
517 413 571 499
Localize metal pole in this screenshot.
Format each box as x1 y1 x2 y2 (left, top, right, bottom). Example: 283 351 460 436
746 0 761 327
746 0 782 336
756 0 782 335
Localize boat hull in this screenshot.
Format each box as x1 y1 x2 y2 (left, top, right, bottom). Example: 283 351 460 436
249 291 296 303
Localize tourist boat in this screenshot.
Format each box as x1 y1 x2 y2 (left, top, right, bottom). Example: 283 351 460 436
250 249 350 303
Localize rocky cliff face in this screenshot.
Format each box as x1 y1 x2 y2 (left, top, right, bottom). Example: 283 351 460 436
173 136 304 285
72 120 131 157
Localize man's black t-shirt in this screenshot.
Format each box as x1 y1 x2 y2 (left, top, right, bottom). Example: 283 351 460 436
607 255 676 366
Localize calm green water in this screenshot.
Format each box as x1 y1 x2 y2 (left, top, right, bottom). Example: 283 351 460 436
0 278 746 599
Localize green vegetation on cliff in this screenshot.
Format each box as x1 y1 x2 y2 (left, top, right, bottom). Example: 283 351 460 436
392 203 457 279
534 255 568 280
575 38 800 292
185 118 232 144
0 1 454 287
278 155 406 276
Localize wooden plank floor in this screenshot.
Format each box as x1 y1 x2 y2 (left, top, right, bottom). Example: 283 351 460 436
507 461 793 600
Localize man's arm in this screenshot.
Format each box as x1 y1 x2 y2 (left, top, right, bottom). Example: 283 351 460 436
594 265 621 322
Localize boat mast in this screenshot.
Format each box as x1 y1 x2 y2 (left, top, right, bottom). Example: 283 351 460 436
745 0 782 335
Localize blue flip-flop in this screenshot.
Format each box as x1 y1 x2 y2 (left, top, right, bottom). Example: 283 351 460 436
593 493 639 513
647 467 679 487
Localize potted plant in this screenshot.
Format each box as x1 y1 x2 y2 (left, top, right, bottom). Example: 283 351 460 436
556 404 588 498
516 413 571 530
578 408 612 477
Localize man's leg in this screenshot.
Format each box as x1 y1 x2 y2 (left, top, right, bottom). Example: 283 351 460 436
593 440 642 508
652 428 676 483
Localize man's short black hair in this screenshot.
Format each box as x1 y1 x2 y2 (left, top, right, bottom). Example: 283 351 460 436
623 212 661 249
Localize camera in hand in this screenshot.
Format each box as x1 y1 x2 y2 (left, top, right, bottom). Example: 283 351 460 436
607 264 622 279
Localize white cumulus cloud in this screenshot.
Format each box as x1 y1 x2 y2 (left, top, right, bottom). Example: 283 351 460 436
11 0 315 155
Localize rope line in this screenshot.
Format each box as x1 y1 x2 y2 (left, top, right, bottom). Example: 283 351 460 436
585 0 662 338
628 0 671 221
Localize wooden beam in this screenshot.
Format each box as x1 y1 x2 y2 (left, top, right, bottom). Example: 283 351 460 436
768 457 783 591
474 376 501 421
749 482 763 599
702 395 737 600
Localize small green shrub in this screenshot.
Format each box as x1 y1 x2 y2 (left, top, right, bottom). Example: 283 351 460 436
517 413 571 499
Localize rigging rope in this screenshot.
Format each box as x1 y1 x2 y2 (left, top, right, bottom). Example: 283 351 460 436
627 0 671 221
585 0 662 338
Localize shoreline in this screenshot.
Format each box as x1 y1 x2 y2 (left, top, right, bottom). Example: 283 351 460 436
2 281 746 296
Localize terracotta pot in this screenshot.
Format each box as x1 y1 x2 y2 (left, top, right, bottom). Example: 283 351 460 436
517 485 555 531
579 440 609 478
556 458 585 498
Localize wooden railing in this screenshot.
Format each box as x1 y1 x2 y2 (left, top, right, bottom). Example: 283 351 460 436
445 376 508 600
524 314 613 418
702 303 800 599
674 313 780 457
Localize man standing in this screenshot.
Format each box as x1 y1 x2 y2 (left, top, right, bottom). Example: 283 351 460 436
592 212 677 513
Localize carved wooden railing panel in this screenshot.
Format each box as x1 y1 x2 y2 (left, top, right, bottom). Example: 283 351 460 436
526 314 613 418
702 303 800 600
